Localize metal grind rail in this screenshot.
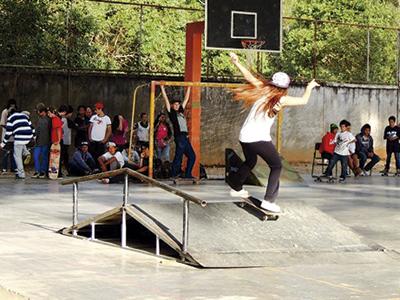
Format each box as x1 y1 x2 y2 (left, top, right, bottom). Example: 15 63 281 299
61 168 207 254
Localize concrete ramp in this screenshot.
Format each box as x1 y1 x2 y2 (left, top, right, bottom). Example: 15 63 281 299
63 198 381 268
129 200 378 267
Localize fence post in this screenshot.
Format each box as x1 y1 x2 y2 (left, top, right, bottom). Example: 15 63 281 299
72 182 78 236
312 20 319 79
366 27 371 82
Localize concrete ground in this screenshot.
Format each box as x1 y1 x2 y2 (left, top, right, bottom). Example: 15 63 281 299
0 174 399 299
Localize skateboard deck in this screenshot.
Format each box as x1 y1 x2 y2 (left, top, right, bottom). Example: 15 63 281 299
48 143 61 180
172 177 204 185
314 175 337 183
237 196 280 221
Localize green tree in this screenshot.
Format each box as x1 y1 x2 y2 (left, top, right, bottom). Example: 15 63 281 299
265 0 400 84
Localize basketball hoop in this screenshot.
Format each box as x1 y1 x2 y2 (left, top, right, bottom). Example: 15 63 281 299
241 39 266 50
241 39 266 69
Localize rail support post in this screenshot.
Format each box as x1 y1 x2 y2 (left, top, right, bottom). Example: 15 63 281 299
182 199 189 253
72 182 79 236
121 173 129 248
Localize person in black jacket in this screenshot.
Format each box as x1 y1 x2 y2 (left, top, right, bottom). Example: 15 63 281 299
383 116 400 175
355 124 380 175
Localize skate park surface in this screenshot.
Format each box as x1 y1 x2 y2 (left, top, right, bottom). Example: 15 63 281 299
0 174 399 299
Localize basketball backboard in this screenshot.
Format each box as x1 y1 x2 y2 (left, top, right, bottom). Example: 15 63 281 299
205 0 282 52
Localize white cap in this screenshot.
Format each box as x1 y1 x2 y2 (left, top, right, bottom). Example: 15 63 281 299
106 142 116 148
271 72 290 89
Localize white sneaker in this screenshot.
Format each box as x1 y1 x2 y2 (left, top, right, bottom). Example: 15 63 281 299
260 200 281 213
230 189 250 198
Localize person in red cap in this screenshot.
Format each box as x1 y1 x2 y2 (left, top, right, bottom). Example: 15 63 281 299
227 52 319 213
88 102 112 163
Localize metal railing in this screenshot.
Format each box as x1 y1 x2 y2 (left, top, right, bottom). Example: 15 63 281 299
61 168 207 253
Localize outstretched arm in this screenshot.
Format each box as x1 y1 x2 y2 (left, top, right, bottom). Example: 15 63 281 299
229 52 263 88
182 87 191 109
160 85 171 112
281 80 320 107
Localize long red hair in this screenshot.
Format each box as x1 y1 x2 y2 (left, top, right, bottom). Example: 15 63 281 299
233 77 288 118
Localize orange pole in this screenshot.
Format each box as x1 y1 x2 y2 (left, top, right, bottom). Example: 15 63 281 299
184 21 204 178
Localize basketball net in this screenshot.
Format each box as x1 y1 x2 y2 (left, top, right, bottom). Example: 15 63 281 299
241 40 265 70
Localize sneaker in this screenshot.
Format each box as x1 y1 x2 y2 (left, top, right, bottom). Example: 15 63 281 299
339 177 346 183
23 153 31 165
230 189 250 198
101 178 110 184
31 172 40 178
260 200 281 213
15 175 25 180
362 169 369 176
39 173 46 179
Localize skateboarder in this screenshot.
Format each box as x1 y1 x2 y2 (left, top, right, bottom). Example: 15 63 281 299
160 85 196 179
227 52 319 213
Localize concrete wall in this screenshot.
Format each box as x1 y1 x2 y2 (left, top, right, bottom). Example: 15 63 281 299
0 68 399 165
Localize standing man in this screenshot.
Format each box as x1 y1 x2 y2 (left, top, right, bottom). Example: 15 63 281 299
88 102 112 163
32 104 51 178
134 112 149 147
383 116 400 176
0 108 34 179
160 85 196 179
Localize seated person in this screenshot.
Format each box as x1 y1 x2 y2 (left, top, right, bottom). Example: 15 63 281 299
98 142 125 184
69 141 97 176
121 143 140 165
125 144 150 176
319 123 338 173
355 123 380 175
98 142 125 172
348 141 362 176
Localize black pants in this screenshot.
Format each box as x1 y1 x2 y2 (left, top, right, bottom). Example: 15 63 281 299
60 141 69 175
90 141 106 166
385 149 400 171
229 141 282 203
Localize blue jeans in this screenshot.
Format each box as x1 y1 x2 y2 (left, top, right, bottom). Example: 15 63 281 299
325 153 348 179
157 144 170 162
171 135 196 177
358 152 380 171
34 145 49 173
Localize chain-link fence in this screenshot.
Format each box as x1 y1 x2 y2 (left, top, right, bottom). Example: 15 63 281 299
0 0 399 85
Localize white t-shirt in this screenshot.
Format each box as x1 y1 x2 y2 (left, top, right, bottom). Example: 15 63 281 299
61 117 72 145
102 151 125 168
90 114 111 142
334 131 355 156
136 122 149 142
239 98 276 143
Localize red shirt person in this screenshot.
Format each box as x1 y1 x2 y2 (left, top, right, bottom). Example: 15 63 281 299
319 123 338 160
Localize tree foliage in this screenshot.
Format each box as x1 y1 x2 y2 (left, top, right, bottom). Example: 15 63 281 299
0 0 399 84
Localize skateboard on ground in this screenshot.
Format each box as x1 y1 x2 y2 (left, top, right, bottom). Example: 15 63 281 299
315 175 337 183
172 177 204 185
237 196 280 221
48 143 61 180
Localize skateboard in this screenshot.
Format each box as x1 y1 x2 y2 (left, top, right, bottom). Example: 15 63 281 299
225 148 262 187
172 177 203 185
315 175 337 183
48 143 61 180
237 196 280 221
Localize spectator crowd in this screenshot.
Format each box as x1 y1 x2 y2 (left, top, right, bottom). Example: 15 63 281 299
0 89 197 183
319 116 400 182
